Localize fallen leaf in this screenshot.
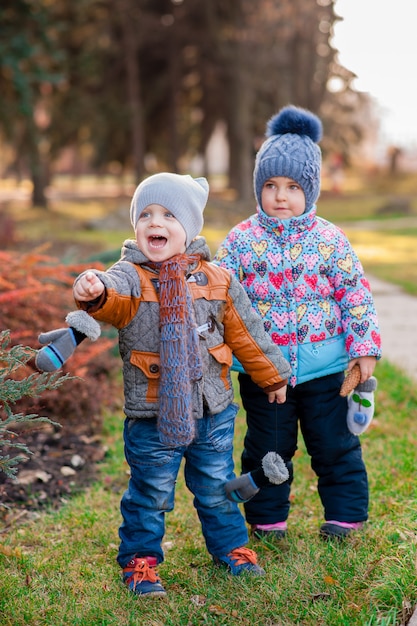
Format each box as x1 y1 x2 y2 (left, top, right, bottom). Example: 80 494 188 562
60 466 76 476
0 544 22 557
15 469 52 485
324 575 338 585
208 605 227 615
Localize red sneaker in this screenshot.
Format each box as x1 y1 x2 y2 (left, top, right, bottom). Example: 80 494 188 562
214 546 265 576
122 556 166 597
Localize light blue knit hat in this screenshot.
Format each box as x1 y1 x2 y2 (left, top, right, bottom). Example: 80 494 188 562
130 173 209 246
254 105 323 212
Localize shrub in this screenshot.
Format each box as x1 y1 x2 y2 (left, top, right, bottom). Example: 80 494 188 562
0 330 69 478
0 248 120 434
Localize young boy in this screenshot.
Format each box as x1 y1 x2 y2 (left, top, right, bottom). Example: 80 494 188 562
38 172 291 597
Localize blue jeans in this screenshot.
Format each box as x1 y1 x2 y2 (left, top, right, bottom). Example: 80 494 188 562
117 403 248 567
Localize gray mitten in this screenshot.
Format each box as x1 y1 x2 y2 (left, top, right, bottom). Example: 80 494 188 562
35 310 101 372
347 376 377 435
225 451 289 503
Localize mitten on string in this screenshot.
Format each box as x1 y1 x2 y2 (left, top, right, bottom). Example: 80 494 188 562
225 451 289 503
35 310 101 372
346 376 377 435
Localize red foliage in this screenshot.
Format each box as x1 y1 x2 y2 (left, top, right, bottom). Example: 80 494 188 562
0 248 121 435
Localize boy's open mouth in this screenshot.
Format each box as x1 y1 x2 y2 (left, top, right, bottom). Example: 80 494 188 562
148 235 167 249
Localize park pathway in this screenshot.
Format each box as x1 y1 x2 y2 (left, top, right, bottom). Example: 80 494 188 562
369 275 417 381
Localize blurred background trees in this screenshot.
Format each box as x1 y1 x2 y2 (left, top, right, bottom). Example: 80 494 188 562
0 0 378 207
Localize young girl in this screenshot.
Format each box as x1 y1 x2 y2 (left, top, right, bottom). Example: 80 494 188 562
214 105 382 541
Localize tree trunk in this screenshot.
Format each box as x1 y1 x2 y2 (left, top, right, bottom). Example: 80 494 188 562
225 10 254 202
167 25 181 173
27 119 48 208
31 166 48 208
227 74 253 202
120 0 145 180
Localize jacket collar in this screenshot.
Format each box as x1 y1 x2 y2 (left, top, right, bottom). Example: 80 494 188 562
257 204 317 236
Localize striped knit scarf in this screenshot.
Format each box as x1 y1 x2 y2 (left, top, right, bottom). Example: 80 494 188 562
156 254 203 447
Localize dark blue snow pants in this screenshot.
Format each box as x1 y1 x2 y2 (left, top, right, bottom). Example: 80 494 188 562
238 371 369 525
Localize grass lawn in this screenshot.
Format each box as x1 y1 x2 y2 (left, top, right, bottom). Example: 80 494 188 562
340 228 417 296
1 362 416 625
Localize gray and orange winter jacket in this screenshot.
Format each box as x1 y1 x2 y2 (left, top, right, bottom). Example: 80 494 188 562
74 236 291 420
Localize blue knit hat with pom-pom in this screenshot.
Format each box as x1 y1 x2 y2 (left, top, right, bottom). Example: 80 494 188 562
254 105 323 212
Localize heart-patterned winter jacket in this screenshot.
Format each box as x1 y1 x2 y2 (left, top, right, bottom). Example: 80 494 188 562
74 236 290 419
214 205 382 387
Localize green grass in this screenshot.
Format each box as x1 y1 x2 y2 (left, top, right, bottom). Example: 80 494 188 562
340 228 417 295
1 362 417 626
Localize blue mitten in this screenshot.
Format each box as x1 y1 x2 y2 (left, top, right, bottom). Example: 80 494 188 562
347 376 377 435
35 310 101 372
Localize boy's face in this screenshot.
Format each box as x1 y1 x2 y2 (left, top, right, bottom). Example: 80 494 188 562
135 204 187 262
261 176 306 219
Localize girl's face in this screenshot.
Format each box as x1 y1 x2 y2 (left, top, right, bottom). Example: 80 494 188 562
135 204 187 262
261 176 306 219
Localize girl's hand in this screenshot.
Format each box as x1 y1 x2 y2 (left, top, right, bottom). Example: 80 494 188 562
73 272 104 301
348 356 377 383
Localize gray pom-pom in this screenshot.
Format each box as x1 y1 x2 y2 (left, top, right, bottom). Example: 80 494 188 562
66 310 101 341
261 451 289 485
